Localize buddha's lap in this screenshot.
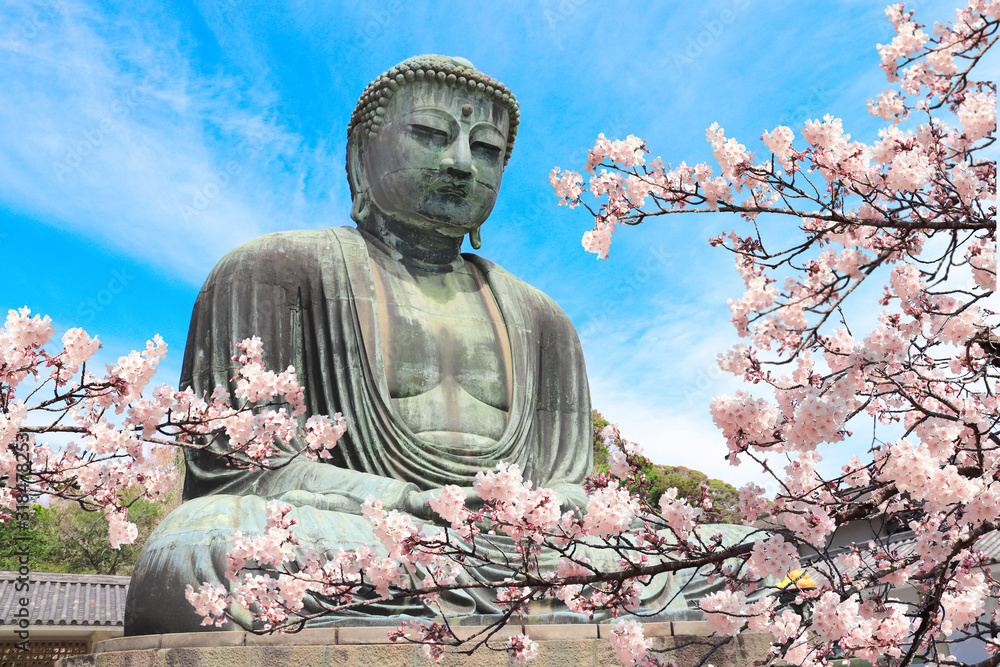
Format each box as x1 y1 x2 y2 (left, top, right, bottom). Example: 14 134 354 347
137 493 755 591
128 494 756 633
129 493 551 631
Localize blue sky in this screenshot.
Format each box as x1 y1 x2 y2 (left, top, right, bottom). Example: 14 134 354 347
1 0 978 491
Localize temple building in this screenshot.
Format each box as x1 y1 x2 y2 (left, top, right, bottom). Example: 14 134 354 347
0 572 128 667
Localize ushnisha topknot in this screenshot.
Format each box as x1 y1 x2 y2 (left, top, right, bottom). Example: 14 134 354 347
347 54 519 166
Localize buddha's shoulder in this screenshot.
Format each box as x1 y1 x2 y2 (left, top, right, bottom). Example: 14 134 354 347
223 227 357 260
210 227 360 277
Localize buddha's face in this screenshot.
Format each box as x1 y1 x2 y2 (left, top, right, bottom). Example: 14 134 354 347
357 80 509 237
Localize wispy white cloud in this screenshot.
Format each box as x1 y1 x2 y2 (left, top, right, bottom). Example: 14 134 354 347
0 1 345 284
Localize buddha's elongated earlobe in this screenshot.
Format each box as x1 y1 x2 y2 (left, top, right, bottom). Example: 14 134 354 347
347 127 374 225
469 226 482 250
351 190 371 224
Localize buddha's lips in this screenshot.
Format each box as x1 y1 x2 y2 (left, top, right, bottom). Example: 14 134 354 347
435 180 471 198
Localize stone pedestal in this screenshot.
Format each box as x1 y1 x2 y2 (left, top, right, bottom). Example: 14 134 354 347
57 622 773 666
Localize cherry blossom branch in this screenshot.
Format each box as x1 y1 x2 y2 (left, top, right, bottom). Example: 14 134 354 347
1 309 346 544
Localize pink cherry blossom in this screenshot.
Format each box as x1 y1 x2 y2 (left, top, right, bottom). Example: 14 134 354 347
581 219 615 259
303 413 347 459
546 5 998 663
701 590 755 636
747 534 799 579
106 508 138 550
505 634 539 664
956 89 996 141
761 125 795 166
549 167 584 207
60 327 101 373
428 484 468 526
608 619 651 667
583 479 639 538
657 487 701 539
184 582 229 627
811 591 862 642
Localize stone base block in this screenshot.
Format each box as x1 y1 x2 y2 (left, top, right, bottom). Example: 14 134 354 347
57 623 773 667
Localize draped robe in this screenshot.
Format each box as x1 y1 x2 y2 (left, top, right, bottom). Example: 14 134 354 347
125 226 732 635
180 226 593 504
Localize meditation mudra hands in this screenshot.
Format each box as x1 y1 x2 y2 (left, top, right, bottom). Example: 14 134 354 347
272 487 480 517
275 489 367 513
277 485 582 520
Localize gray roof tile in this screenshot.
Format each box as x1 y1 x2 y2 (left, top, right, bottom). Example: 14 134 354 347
0 572 129 627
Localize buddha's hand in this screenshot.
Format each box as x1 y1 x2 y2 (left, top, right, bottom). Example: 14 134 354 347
402 485 585 522
402 486 484 521
276 489 365 514
550 483 588 515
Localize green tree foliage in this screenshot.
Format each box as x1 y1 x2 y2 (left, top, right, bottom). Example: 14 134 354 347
592 410 742 524
0 504 62 572
41 488 170 575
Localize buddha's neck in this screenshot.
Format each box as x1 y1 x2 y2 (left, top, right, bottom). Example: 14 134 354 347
365 213 466 272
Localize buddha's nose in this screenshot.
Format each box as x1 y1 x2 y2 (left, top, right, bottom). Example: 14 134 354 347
439 142 477 179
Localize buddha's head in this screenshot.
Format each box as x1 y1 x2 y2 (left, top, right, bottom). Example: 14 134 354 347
346 55 519 249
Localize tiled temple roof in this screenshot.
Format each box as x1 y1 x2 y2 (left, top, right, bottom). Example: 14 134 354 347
0 571 129 627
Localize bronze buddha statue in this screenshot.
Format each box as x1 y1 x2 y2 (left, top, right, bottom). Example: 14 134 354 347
125 56 727 635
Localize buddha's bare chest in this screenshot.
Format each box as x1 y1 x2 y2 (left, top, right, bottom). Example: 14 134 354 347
369 257 511 412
